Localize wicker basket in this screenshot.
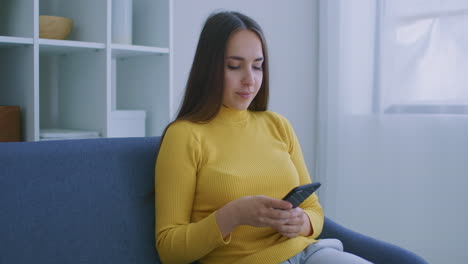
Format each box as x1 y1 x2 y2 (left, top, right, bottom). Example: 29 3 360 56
39 15 73 40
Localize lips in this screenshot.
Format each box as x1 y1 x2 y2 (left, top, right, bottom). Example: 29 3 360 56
236 92 252 99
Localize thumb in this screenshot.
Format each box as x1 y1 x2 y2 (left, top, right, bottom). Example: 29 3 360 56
269 198 293 210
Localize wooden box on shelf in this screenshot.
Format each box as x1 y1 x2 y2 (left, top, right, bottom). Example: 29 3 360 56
0 106 21 142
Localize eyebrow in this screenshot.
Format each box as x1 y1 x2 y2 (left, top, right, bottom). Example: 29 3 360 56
227 56 264 61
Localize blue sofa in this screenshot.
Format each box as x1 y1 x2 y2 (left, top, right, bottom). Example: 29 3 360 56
0 137 428 264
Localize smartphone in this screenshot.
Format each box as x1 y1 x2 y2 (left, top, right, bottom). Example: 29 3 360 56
282 182 321 208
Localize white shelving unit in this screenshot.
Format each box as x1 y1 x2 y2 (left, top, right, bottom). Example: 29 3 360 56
0 0 172 141
0 36 34 46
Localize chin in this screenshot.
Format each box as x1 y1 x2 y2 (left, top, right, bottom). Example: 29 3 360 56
225 99 253 110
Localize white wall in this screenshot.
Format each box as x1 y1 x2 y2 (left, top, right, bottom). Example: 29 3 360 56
172 0 319 172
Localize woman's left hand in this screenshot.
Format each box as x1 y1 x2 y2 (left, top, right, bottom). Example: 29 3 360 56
274 207 312 238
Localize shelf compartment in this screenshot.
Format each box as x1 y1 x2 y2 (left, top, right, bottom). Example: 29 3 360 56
0 36 33 47
0 0 34 38
39 39 105 55
39 50 107 138
0 45 35 141
112 0 169 47
40 0 107 43
111 43 169 58
111 55 170 137
1 0 172 141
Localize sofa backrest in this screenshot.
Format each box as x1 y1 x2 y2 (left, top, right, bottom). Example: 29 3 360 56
0 137 162 264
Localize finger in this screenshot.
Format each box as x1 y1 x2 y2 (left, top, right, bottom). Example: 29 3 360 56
289 208 306 222
278 207 303 217
288 211 305 224
280 229 300 237
258 210 289 227
266 219 287 230
279 222 302 232
283 207 304 216
292 207 304 214
282 217 302 226
268 208 295 220
268 198 293 210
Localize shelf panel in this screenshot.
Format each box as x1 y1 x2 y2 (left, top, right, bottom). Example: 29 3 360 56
39 39 105 54
0 36 33 47
111 43 169 58
40 128 101 141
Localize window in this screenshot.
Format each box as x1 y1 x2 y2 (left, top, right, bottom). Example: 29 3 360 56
377 0 468 114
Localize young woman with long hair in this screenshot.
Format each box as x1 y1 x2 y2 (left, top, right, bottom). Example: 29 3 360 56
155 10 371 264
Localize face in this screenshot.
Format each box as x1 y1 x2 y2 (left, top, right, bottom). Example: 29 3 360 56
223 29 264 110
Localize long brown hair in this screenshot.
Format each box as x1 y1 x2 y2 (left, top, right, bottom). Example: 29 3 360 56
176 10 270 124
157 11 270 154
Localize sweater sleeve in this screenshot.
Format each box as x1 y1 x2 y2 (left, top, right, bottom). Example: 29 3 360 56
155 122 230 264
278 115 324 239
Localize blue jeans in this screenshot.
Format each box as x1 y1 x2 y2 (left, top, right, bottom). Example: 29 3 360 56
279 239 373 264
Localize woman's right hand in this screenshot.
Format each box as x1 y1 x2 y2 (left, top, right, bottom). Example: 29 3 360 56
234 196 297 227
216 196 297 238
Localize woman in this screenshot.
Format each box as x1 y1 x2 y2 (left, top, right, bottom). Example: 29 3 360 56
155 10 371 264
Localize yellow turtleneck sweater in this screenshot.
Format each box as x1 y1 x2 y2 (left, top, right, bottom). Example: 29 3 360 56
155 106 324 264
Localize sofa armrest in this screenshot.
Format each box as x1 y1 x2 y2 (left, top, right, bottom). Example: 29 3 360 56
318 217 428 264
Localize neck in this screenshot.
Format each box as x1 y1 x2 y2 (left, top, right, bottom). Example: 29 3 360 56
214 105 249 124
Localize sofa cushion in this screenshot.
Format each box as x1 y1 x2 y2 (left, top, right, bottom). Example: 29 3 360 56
0 137 161 264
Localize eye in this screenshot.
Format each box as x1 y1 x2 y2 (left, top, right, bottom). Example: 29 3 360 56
253 65 262 71
227 65 240 70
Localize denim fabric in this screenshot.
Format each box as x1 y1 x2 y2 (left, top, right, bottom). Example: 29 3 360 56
279 239 372 264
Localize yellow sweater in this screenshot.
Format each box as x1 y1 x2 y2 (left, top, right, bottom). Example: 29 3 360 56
155 106 324 264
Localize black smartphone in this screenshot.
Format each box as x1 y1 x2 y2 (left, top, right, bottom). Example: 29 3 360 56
282 182 321 208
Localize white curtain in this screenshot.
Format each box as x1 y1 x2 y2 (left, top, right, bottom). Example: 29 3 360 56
317 1 468 263
380 0 468 113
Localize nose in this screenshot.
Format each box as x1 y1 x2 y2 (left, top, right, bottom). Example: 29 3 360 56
242 68 255 86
